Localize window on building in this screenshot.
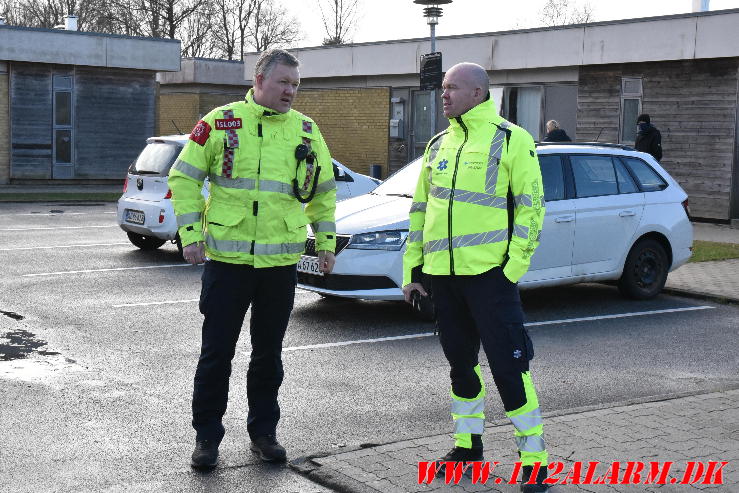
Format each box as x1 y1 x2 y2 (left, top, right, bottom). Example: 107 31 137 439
502 86 542 141
620 77 642 144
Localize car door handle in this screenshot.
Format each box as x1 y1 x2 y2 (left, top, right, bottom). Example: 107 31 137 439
619 210 636 217
554 215 574 223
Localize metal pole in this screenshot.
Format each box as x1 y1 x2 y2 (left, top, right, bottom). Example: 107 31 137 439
430 23 437 134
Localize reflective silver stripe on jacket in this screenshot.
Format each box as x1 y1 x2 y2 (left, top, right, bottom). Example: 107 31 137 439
259 179 294 196
408 231 423 244
315 178 337 194
206 236 304 255
209 174 256 190
172 159 207 182
451 398 484 416
509 408 543 432
514 194 533 208
423 229 508 255
454 417 485 435
410 202 427 213
486 128 506 194
430 185 507 209
515 435 546 453
428 134 445 163
312 221 336 233
254 242 305 255
176 212 202 227
514 224 529 240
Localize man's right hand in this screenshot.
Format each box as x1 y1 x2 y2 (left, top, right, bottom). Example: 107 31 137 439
402 282 428 303
183 242 206 265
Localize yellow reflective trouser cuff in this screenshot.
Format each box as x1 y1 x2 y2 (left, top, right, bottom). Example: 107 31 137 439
506 371 548 466
451 364 486 449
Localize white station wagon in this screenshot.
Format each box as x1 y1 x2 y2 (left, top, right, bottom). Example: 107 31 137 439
117 135 380 253
297 143 693 317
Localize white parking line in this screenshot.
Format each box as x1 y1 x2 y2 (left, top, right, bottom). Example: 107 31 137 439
0 242 129 251
113 299 199 308
277 305 715 352
0 225 118 231
23 264 192 277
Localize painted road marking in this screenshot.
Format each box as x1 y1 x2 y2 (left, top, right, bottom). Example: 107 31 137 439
23 264 193 277
0 242 129 251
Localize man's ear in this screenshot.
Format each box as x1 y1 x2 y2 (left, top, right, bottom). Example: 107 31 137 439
254 73 264 90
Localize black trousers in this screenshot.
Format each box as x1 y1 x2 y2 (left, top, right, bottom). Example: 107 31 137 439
431 266 534 412
192 260 296 443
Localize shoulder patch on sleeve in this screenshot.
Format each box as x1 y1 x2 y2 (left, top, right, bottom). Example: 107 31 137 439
189 120 211 146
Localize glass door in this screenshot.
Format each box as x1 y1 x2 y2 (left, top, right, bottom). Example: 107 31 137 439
411 90 434 160
52 75 74 179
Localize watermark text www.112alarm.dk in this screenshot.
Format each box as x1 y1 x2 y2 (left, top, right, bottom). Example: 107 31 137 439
418 460 729 486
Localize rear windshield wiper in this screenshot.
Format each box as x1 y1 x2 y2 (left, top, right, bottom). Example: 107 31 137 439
384 193 414 198
131 170 163 175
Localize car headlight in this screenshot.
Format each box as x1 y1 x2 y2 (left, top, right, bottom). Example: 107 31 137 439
347 230 408 251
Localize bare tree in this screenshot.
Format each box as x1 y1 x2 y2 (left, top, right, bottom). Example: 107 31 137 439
318 0 359 45
212 0 259 60
249 0 301 52
539 0 593 27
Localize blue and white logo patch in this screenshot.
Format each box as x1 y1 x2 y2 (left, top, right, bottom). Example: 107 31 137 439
436 159 448 171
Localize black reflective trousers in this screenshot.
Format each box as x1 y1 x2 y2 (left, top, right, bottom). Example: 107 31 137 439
192 260 296 443
431 267 534 412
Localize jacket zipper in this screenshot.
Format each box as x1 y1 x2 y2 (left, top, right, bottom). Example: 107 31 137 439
449 116 468 276
251 121 263 256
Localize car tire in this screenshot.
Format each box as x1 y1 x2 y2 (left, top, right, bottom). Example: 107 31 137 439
126 232 167 251
618 238 669 300
175 234 183 256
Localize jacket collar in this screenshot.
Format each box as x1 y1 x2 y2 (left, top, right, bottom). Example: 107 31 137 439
448 97 502 131
244 89 290 121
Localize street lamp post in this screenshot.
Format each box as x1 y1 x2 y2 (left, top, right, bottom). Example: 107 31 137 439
414 0 452 135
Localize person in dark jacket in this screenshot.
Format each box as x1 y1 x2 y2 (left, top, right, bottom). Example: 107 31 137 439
543 120 571 142
634 113 663 161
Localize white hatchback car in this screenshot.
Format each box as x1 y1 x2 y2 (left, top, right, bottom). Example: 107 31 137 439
117 135 381 253
297 143 693 316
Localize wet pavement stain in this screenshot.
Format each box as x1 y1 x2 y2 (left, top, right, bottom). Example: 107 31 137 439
1 310 24 320
0 329 59 361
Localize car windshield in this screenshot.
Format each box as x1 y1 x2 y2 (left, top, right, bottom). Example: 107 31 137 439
130 142 181 175
372 158 422 197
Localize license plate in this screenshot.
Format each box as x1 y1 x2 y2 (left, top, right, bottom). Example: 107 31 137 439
125 209 145 225
297 255 323 276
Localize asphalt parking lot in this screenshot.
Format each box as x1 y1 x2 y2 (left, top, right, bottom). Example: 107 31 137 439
1 202 738 492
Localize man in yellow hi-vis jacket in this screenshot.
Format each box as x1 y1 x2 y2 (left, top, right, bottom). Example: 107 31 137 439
402 63 549 492
169 49 336 469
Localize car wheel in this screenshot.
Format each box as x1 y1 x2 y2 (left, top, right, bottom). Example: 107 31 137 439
126 232 167 251
174 234 183 256
618 238 668 300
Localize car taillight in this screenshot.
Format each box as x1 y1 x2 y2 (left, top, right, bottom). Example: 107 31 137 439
682 198 691 219
164 189 172 199
159 209 165 224
123 178 128 193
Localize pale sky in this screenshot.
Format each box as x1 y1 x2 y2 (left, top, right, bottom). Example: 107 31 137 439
284 0 739 48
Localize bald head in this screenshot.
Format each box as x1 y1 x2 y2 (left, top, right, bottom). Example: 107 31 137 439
441 63 490 118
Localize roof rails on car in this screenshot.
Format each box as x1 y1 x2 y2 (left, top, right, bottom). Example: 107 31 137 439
535 141 636 151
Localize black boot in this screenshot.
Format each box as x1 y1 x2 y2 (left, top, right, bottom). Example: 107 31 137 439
520 464 549 492
191 439 219 469
435 434 483 478
250 434 287 462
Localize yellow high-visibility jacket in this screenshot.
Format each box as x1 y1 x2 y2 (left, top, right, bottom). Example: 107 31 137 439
402 97 545 285
168 89 336 267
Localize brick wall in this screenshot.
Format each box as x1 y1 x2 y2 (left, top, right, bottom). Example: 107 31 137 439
0 72 9 184
158 92 199 136
293 87 390 178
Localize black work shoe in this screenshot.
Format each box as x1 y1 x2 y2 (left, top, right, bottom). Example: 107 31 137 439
435 446 484 478
520 464 550 492
190 439 218 469
250 434 287 462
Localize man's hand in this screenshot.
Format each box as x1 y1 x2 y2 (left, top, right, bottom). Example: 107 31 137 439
318 250 335 274
183 242 206 265
402 282 428 303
